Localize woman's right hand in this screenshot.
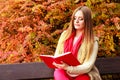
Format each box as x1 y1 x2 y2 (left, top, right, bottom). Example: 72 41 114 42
53 61 69 70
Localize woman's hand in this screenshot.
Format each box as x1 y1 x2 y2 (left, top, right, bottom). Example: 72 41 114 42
53 61 69 70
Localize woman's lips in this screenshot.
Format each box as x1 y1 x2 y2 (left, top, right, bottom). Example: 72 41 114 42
74 24 80 26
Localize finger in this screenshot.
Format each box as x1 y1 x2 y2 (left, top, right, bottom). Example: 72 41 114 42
52 62 56 65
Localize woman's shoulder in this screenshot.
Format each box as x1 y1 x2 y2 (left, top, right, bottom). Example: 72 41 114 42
61 30 67 35
94 36 99 42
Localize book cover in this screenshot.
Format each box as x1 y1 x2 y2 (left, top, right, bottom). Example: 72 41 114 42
40 52 80 68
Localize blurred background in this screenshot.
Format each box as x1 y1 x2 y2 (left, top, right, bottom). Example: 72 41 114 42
0 0 120 63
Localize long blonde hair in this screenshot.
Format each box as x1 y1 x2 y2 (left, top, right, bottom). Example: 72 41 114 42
55 6 94 63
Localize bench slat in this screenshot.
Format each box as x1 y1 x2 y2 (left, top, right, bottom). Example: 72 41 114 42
95 57 120 74
0 62 54 80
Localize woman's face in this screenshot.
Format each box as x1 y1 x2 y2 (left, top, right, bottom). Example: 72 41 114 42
74 10 85 31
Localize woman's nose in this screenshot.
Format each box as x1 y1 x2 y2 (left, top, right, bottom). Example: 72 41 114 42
75 18 79 23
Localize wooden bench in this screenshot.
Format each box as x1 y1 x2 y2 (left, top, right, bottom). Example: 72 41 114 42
0 57 120 80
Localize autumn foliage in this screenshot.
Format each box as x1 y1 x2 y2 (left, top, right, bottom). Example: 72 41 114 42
87 0 120 57
0 0 120 63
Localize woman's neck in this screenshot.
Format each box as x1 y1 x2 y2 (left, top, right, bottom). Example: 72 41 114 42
75 30 84 38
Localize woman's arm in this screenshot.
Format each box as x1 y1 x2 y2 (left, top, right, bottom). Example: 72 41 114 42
66 40 98 75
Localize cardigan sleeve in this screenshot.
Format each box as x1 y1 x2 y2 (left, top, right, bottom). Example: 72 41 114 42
66 40 98 77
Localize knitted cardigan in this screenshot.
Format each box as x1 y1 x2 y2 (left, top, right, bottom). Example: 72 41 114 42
54 31 102 80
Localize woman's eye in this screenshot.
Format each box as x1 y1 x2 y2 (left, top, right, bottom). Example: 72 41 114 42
74 17 84 21
78 18 84 20
74 17 76 20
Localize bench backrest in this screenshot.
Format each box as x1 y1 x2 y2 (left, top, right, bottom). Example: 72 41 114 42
0 57 120 80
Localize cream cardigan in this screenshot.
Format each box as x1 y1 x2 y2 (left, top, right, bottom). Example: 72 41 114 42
54 31 102 80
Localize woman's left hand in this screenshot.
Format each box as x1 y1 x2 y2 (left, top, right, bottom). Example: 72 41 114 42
53 61 69 70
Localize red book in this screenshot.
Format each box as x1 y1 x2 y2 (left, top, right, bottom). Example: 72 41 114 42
40 52 80 68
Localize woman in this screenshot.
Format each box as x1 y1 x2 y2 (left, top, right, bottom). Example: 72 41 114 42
53 6 102 80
